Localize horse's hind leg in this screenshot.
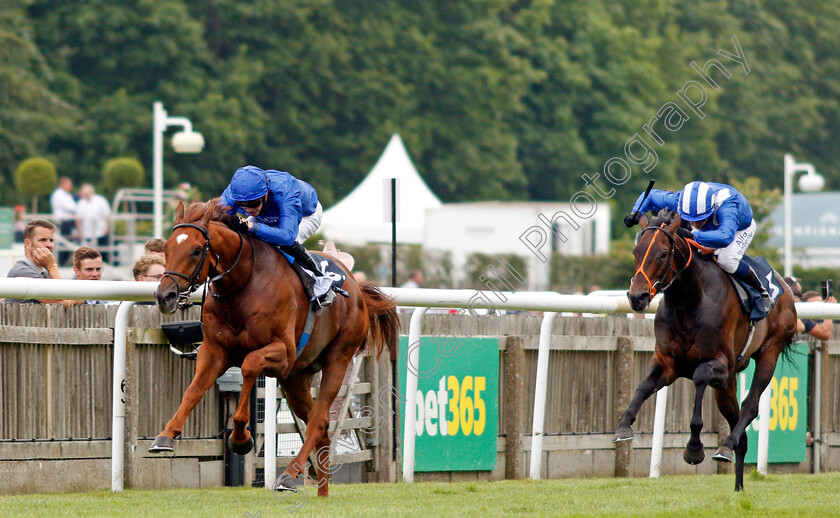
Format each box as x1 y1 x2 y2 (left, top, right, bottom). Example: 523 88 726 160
684 357 728 465
149 344 229 452
281 349 355 497
715 349 782 491
615 355 676 442
713 377 746 491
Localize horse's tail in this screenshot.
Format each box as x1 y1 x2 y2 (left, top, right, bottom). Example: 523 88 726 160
359 282 400 360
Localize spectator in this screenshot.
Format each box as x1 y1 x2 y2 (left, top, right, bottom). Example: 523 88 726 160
77 183 112 263
50 176 78 265
144 238 166 258
73 247 105 305
73 247 103 281
6 220 72 307
801 290 835 341
784 277 835 340
13 205 26 243
133 254 166 306
400 269 423 289
133 254 165 281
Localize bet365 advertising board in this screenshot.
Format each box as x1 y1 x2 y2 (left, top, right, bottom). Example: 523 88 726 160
399 336 498 471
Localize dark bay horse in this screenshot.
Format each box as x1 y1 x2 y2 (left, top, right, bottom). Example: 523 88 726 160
617 211 796 491
148 200 399 496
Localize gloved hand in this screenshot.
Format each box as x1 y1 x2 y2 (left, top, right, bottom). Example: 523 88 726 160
623 213 641 228
677 227 694 240
234 214 251 234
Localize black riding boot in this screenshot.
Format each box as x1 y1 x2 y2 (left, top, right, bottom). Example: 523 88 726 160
281 242 335 308
738 264 774 313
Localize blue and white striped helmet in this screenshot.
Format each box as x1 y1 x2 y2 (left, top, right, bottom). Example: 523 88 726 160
678 181 715 221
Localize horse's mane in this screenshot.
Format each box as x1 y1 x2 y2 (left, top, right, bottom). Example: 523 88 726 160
648 209 677 227
182 198 236 228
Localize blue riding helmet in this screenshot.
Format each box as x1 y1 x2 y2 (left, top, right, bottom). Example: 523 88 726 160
678 181 716 222
229 166 268 202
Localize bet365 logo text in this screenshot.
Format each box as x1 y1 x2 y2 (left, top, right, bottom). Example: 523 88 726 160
413 375 487 437
740 374 801 432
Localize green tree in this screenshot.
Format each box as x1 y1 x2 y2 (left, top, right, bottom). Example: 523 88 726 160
15 157 57 213
103 157 145 199
0 4 75 203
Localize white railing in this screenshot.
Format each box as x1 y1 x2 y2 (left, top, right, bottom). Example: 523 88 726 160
1 279 839 489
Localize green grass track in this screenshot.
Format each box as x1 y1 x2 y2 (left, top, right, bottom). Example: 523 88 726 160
2 471 838 517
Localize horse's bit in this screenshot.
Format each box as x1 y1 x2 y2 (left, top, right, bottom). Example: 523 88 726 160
632 223 693 297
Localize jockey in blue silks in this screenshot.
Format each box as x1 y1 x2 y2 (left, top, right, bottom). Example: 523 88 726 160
624 181 773 312
220 165 336 307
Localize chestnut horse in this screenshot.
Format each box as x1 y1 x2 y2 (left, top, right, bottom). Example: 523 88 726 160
617 211 796 491
148 200 399 496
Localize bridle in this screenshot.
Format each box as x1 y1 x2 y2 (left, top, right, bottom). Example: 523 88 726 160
632 223 694 297
161 222 251 306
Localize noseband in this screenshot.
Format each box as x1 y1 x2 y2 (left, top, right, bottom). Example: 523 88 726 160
632 223 693 297
162 222 249 305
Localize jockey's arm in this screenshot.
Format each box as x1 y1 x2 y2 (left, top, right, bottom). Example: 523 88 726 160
252 219 298 247
692 206 738 248
631 189 679 215
252 199 302 247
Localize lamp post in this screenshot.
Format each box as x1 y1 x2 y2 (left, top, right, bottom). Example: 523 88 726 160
783 153 824 278
152 101 205 238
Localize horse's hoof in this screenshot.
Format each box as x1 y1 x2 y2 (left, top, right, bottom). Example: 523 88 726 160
614 426 634 443
228 436 254 455
712 446 734 463
148 435 174 453
273 473 297 492
683 445 705 465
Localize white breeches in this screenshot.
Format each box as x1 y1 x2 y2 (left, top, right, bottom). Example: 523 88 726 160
296 202 323 244
714 219 756 273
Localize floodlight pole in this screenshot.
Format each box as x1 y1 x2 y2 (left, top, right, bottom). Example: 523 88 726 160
783 154 823 278
152 102 201 239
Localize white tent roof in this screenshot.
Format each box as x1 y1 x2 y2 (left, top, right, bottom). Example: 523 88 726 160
321 134 442 245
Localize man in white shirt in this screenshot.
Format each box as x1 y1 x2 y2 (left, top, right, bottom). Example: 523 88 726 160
77 183 112 262
50 176 78 265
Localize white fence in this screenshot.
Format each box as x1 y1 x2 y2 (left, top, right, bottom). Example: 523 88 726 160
1 279 839 490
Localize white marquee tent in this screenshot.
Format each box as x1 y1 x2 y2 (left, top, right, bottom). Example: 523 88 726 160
320 134 442 245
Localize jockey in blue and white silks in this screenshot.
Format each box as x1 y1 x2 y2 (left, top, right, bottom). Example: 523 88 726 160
625 181 773 312
220 165 336 307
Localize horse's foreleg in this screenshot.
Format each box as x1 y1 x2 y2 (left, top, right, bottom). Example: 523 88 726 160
229 347 284 455
149 345 229 453
684 357 728 465
615 356 675 442
714 378 745 491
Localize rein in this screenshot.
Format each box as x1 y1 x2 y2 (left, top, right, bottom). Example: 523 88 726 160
633 223 694 297
162 222 252 306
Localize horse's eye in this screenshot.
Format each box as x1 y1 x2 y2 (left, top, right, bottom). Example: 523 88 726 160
659 251 668 260
192 246 202 257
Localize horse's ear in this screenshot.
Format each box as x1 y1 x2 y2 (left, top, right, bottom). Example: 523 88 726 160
174 202 185 224
639 212 650 228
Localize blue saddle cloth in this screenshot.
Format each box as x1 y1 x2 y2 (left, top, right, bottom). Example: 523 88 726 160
727 255 784 321
279 250 349 357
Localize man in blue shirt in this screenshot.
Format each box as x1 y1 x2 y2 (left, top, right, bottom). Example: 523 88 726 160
624 181 773 312
220 165 336 307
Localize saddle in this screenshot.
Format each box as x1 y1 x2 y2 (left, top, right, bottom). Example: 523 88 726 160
685 238 782 321
724 256 783 322
279 246 351 358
